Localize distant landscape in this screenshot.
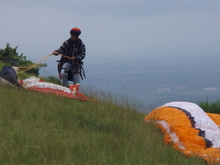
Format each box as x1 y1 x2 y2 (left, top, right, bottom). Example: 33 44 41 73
41 54 220 112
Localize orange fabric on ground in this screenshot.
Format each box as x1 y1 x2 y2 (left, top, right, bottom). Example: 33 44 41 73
145 106 220 164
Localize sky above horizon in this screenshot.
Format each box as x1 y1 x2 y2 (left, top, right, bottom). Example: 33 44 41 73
0 0 220 76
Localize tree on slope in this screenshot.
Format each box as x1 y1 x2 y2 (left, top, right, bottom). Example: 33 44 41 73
0 43 45 76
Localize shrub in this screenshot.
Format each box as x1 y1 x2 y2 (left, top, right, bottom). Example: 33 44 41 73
0 43 46 76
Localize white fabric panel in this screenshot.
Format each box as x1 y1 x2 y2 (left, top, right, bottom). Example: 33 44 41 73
162 101 220 148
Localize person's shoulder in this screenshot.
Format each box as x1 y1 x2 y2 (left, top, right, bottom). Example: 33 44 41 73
62 38 71 45
78 38 85 46
66 38 72 42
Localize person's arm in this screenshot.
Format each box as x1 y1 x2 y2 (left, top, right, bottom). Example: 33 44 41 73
75 43 86 61
52 41 67 55
52 50 59 55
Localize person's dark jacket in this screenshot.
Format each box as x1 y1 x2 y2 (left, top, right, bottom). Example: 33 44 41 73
55 38 86 62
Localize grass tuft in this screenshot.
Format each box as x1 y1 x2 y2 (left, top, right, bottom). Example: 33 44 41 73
198 99 220 114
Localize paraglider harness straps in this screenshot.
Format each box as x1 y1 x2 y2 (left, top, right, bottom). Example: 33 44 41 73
58 59 86 81
72 61 86 80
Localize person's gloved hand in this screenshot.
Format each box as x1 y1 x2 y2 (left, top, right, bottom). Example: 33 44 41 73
52 51 59 56
70 57 76 62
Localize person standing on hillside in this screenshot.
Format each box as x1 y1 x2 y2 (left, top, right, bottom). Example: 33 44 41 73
52 27 86 87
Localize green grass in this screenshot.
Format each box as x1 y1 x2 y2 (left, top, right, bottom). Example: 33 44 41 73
0 60 212 164
0 86 209 165
199 99 220 114
0 61 5 68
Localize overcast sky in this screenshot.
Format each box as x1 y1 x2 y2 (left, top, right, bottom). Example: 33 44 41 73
0 0 220 75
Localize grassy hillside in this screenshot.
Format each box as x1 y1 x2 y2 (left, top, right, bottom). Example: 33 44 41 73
0 86 209 165
0 61 212 164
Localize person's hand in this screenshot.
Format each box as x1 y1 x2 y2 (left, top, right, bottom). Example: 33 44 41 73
52 51 59 55
70 57 76 62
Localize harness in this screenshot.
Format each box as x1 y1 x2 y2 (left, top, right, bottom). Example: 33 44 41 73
73 61 86 80
57 56 86 81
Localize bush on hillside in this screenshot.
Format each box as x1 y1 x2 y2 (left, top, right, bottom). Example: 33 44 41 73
0 43 46 76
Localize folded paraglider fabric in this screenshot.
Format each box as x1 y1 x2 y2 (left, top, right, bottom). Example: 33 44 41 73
20 76 88 101
145 101 220 164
